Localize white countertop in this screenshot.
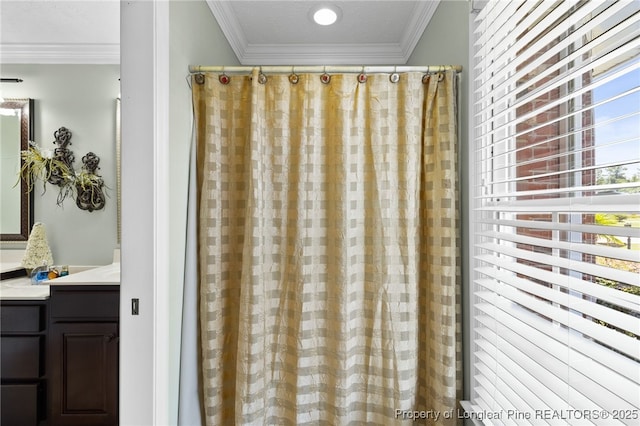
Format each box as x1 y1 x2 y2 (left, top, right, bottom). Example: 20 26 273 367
51 262 120 285
0 263 120 300
0 277 50 300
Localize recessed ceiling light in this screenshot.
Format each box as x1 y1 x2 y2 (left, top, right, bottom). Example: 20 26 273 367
311 5 341 26
314 8 337 25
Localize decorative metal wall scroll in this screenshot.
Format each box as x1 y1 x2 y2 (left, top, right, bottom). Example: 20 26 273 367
19 126 107 212
48 127 75 186
75 152 106 212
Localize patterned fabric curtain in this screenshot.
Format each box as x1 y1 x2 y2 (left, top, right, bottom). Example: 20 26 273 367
193 68 461 425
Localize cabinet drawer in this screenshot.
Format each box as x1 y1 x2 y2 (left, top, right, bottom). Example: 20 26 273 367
0 305 43 332
0 336 42 379
1 383 39 426
50 286 119 320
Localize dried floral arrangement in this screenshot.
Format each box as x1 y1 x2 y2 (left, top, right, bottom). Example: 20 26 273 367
18 127 107 211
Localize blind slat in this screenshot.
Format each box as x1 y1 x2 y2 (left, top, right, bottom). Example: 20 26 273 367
476 181 640 201
477 194 640 213
477 217 640 239
480 229 640 263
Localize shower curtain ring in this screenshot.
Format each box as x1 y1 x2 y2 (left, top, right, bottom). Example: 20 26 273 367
289 66 299 84
258 67 268 84
357 66 367 83
219 67 230 85
320 67 331 84
389 66 399 83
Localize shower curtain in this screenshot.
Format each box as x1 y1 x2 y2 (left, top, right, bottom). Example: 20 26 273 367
191 68 461 425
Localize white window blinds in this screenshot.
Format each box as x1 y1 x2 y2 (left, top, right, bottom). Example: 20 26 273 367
469 1 640 424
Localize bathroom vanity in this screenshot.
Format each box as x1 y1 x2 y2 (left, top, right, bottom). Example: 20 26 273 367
0 264 120 426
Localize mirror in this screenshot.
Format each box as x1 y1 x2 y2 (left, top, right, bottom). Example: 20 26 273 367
1 98 34 241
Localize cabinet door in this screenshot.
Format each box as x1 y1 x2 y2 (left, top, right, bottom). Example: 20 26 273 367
49 322 118 426
0 383 39 426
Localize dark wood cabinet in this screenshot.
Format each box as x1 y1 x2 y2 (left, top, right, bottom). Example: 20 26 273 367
48 285 119 426
0 300 48 426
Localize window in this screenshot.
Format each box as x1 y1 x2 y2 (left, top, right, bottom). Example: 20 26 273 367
468 1 639 423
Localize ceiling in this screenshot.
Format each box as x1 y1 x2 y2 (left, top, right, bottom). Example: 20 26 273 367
208 1 440 65
0 0 440 65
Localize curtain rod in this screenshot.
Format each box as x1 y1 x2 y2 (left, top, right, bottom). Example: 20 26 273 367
189 65 462 74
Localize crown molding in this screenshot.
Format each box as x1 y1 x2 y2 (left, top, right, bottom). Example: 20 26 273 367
0 43 120 64
400 1 440 59
206 0 248 61
207 0 439 65
240 43 409 66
